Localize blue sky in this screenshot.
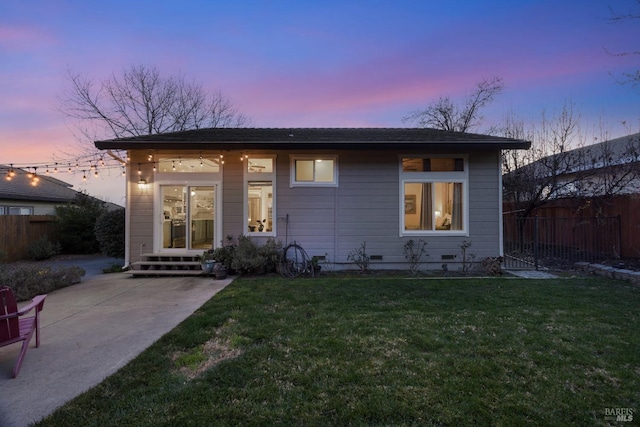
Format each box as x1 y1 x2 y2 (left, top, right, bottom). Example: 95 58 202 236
1 0 638 203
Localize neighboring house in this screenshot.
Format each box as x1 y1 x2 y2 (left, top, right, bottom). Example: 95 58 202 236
554 133 640 198
0 165 121 214
95 128 530 270
504 133 640 203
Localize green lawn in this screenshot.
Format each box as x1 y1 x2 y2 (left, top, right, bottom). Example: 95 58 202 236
38 276 639 426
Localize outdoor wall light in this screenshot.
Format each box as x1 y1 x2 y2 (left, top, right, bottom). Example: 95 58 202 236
138 178 147 189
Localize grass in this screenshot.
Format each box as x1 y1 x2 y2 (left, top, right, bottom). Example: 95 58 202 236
37 276 639 426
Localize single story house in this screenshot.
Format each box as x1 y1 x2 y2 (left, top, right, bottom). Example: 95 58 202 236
95 128 530 271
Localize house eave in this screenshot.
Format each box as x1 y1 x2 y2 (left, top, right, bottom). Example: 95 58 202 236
95 140 531 151
94 128 532 151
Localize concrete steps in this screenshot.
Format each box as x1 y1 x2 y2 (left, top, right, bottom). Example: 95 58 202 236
128 253 205 277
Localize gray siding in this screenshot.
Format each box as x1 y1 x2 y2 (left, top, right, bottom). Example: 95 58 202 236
126 148 503 271
127 151 154 263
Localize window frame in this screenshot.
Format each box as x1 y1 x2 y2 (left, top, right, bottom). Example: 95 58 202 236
8 206 34 215
399 155 469 236
245 155 276 237
289 155 338 187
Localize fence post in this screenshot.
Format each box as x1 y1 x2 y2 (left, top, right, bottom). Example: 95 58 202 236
534 216 539 270
617 214 622 258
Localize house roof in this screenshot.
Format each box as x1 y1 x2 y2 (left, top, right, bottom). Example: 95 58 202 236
95 128 531 150
0 166 123 209
0 166 80 203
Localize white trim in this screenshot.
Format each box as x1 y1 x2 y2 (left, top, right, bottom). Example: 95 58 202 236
153 181 222 253
124 168 131 266
398 155 469 237
153 163 223 253
244 155 276 237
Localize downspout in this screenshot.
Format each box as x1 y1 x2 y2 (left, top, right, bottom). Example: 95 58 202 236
498 151 504 257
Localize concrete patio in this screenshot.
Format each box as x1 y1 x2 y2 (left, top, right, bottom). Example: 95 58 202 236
0 272 232 427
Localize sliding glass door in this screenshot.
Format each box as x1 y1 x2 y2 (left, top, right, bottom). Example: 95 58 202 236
161 185 215 250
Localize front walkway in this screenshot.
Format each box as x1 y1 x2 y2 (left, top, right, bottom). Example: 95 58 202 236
0 273 232 427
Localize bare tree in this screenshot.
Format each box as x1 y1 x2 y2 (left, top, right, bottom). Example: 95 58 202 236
403 77 504 133
502 102 640 219
59 64 251 144
607 1 640 90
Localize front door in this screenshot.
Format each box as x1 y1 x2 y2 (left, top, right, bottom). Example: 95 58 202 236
160 185 215 250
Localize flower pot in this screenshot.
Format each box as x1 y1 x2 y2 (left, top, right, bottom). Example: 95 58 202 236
202 260 215 274
213 263 227 280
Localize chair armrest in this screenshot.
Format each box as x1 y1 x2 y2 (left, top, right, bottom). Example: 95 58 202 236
17 294 47 316
0 311 19 321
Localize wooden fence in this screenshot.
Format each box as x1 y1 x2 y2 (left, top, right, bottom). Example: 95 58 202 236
0 215 58 262
503 194 640 269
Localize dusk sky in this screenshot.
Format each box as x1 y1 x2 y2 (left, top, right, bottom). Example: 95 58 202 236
1 0 638 204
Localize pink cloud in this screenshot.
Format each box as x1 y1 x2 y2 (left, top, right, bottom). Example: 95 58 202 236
0 25 55 50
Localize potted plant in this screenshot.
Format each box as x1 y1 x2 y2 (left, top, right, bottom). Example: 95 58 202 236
257 219 267 232
199 250 216 274
213 262 227 279
311 256 321 275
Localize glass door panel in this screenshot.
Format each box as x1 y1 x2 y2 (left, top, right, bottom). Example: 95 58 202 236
190 186 215 250
162 186 186 249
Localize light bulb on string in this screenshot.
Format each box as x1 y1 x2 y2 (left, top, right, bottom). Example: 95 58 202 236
82 171 87 181
31 167 39 185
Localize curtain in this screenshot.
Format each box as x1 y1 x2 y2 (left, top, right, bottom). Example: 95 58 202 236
451 183 463 230
420 183 432 230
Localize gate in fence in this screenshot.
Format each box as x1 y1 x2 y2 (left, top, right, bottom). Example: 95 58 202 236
503 215 621 270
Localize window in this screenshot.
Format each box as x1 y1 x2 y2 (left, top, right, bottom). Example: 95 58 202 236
156 155 221 173
8 206 33 215
401 157 467 235
246 157 275 235
290 155 337 186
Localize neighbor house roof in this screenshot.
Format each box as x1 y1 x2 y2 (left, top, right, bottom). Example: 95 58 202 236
0 166 80 203
95 128 531 150
0 166 123 209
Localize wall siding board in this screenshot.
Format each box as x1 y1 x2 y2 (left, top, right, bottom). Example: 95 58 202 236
125 148 503 269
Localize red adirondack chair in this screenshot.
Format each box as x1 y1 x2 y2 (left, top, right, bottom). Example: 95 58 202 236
0 287 47 378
